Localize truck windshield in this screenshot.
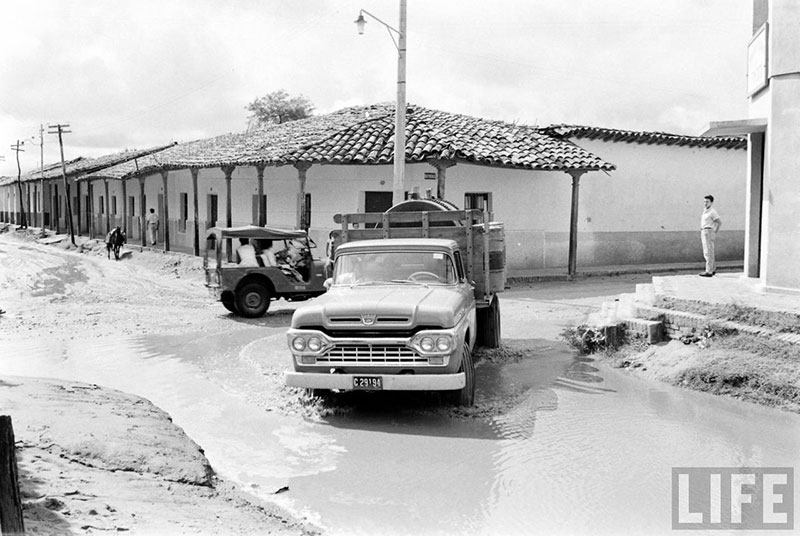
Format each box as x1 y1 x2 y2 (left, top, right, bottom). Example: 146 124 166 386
333 251 457 285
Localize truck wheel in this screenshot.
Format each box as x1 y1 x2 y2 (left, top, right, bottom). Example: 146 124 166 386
478 296 501 348
236 283 271 317
487 295 501 348
451 344 475 407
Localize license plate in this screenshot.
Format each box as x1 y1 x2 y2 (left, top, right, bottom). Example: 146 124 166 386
353 376 382 390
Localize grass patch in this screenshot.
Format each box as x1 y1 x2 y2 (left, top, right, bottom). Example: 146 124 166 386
600 331 800 413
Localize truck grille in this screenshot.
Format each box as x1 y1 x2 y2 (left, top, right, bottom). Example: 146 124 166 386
316 344 427 365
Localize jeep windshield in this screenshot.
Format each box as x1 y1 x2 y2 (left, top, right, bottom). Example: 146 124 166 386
333 250 457 286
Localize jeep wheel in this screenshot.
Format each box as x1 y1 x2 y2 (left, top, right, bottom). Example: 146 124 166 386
236 283 271 317
451 344 475 407
221 296 238 314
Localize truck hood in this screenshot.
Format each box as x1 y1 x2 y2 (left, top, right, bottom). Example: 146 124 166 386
291 285 469 329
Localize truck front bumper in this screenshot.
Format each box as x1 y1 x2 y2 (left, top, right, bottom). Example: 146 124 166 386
284 371 465 391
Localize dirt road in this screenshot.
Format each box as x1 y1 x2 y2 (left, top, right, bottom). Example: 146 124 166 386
0 229 318 535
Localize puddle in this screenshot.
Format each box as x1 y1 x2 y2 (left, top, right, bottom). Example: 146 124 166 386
2 329 799 535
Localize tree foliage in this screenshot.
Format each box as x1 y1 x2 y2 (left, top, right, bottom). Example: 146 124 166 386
245 90 315 129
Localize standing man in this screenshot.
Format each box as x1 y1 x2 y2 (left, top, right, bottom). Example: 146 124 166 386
699 195 722 277
146 208 159 246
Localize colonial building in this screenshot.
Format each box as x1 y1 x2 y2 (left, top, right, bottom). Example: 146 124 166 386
1 103 746 275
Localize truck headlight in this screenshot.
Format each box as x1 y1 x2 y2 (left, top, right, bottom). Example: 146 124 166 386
411 332 455 355
308 336 323 352
292 337 307 351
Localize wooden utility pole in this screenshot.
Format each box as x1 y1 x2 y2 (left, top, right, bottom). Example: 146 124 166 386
48 123 76 246
9 141 28 229
38 124 45 234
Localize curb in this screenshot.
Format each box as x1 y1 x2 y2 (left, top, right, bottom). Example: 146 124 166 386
507 264 743 285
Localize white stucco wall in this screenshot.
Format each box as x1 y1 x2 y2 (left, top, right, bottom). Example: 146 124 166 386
757 0 800 291
1 134 748 273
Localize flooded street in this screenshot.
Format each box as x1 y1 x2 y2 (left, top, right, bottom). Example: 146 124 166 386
1 237 798 535
3 304 799 534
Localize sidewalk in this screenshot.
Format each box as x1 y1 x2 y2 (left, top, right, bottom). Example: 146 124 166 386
506 260 743 283
653 272 800 316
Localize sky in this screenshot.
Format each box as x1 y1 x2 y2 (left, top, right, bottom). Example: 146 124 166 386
0 0 753 178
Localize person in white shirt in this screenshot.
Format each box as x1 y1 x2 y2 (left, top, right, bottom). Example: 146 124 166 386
145 208 159 246
235 238 259 267
258 239 277 267
699 195 722 277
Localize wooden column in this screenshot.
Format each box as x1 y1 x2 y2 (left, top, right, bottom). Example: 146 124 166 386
161 170 170 252
104 178 111 234
139 176 146 247
430 159 456 200
567 170 585 280
122 177 128 235
40 178 45 230
88 181 95 238
24 182 31 228
75 180 82 235
256 164 266 226
0 415 25 535
223 166 234 261
294 162 311 230
191 168 200 256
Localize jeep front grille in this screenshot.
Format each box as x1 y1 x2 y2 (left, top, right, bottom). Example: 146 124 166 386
316 343 428 365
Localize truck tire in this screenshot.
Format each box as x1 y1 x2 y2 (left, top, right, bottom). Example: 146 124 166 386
451 344 475 407
236 283 271 317
477 295 501 348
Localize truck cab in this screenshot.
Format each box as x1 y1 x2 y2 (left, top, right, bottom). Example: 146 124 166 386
285 238 477 405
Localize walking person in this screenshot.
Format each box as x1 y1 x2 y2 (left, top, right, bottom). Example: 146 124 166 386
699 195 722 277
146 208 159 246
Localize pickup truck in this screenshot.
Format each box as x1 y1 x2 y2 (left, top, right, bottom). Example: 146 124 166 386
203 225 328 317
284 201 505 406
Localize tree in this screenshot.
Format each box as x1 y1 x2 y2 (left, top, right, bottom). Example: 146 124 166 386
245 90 315 130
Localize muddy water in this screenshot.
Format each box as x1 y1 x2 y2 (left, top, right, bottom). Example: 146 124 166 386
2 304 800 535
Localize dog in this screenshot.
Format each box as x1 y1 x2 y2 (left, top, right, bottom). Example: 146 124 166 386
106 227 126 260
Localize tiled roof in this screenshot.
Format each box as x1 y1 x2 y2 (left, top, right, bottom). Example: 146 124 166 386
1 144 177 186
284 105 616 171
0 157 85 186
541 124 747 150
85 105 384 179
86 104 615 179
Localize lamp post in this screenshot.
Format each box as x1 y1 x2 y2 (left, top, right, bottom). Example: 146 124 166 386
355 0 407 204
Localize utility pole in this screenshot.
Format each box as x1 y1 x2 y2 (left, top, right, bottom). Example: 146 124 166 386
48 123 76 246
9 141 28 229
37 125 45 236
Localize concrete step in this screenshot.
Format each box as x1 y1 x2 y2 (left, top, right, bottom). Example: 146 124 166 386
634 282 656 306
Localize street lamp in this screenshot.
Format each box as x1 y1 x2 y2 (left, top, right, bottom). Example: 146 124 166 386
355 1 407 204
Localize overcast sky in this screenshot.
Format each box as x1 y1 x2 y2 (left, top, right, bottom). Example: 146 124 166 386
0 0 753 177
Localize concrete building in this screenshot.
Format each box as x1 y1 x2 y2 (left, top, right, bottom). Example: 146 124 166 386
703 0 800 293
